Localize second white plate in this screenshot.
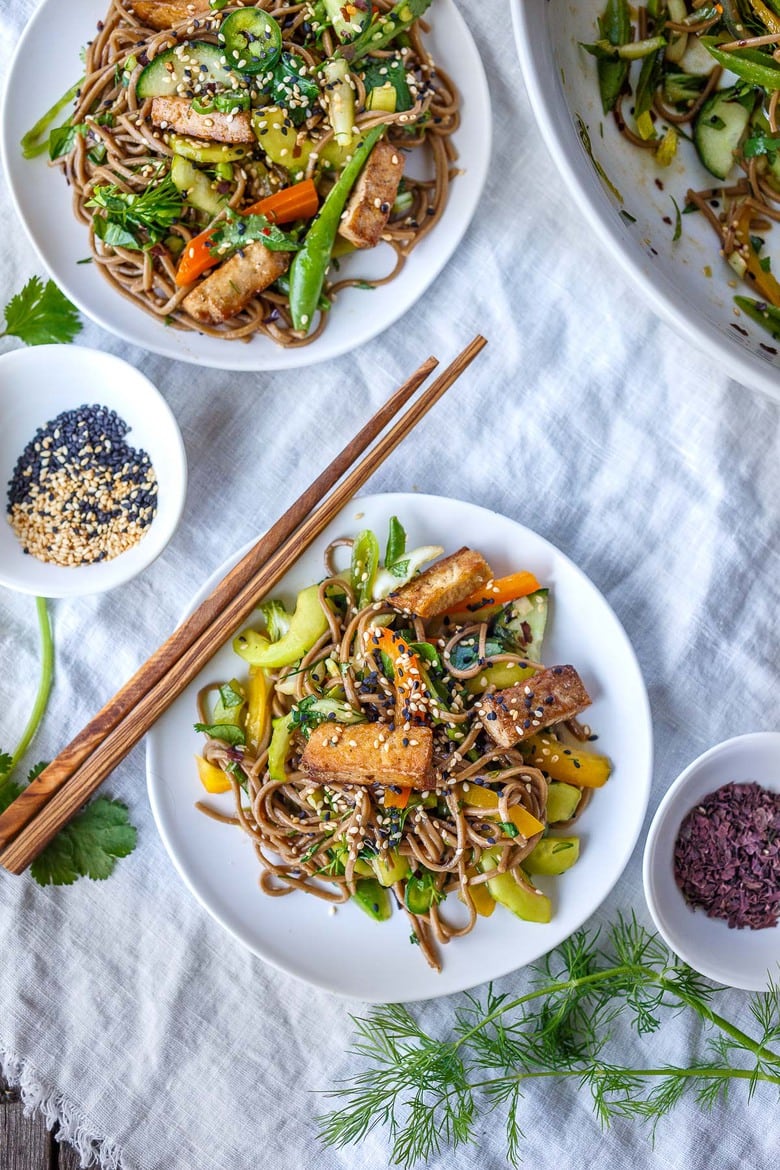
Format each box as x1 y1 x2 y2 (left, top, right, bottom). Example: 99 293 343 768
1 2 490 371
146 493 653 1002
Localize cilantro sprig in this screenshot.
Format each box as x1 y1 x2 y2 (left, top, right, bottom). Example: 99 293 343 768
0 598 138 887
87 175 185 251
30 798 137 887
1 276 81 347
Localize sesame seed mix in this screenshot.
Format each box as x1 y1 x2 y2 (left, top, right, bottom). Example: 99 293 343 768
7 404 158 567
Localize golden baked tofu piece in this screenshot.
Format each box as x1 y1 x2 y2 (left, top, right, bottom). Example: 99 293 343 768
301 724 435 790
477 666 591 749
127 0 209 30
182 242 290 325
151 97 255 144
338 140 405 249
388 548 492 619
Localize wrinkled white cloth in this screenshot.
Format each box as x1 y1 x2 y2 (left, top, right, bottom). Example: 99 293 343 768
2 3 780 1169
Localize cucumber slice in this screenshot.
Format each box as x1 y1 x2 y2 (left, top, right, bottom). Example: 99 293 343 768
404 872 440 915
694 87 754 181
525 837 580 877
170 154 226 217
546 781 582 825
136 42 234 100
352 878 391 921
324 0 372 42
219 9 282 75
170 135 252 164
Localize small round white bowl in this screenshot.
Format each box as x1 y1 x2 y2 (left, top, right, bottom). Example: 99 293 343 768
0 344 187 597
643 732 780 992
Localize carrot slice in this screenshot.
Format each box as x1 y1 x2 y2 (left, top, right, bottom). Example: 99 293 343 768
175 178 319 286
383 786 412 809
445 571 541 615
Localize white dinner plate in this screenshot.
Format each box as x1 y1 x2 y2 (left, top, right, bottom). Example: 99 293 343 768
1 2 490 371
146 493 653 1002
512 0 780 402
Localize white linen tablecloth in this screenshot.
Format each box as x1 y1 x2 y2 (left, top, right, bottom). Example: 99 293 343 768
2 3 780 1168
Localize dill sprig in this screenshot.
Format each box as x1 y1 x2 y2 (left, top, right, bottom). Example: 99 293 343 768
317 914 780 1166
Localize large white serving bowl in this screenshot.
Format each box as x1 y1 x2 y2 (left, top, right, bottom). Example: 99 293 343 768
512 1 780 402
146 492 653 1002
1 0 490 371
644 732 780 992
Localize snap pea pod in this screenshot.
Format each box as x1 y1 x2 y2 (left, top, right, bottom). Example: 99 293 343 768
340 0 433 62
734 295 780 340
273 272 331 313
288 122 386 332
593 0 630 114
701 37 780 90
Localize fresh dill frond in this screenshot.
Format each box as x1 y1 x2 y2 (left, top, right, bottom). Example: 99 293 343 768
317 915 780 1167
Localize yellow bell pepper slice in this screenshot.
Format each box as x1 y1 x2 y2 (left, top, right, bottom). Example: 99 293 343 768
459 872 496 917
456 782 545 838
245 663 270 750
195 754 231 794
520 734 611 788
733 206 780 307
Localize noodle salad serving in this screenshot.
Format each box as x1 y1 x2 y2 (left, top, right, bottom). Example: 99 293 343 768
21 0 459 347
193 518 612 972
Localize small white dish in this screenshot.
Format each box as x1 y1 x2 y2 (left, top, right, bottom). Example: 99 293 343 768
0 344 187 597
643 732 780 992
1 0 491 372
147 492 652 1002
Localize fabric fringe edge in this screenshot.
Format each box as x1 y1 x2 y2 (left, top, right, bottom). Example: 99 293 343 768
0 1045 123 1170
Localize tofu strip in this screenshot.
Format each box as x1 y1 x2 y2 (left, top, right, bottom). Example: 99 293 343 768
182 242 290 325
338 140 405 249
301 724 435 790
389 548 493 619
151 97 255 145
127 0 210 30
477 666 592 749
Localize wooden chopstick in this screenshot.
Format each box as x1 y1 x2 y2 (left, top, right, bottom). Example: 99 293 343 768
0 335 487 874
0 352 438 858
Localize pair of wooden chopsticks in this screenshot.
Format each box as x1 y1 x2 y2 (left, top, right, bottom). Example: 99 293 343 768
0 335 487 875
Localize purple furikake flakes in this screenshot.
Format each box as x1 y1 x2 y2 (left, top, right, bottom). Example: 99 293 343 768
673 781 780 930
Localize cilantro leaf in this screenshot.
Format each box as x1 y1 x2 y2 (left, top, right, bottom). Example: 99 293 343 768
209 213 302 259
27 760 49 782
87 175 184 251
2 276 81 346
30 797 137 887
0 751 12 777
194 721 246 746
0 780 23 816
49 120 85 160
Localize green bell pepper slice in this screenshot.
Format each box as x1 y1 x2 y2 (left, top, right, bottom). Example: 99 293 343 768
253 584 329 669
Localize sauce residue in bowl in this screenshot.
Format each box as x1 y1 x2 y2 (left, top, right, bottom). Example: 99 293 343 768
673 781 780 930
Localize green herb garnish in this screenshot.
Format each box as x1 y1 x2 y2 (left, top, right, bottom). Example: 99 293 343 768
194 722 247 746
318 915 780 1166
87 175 185 251
1 276 81 347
